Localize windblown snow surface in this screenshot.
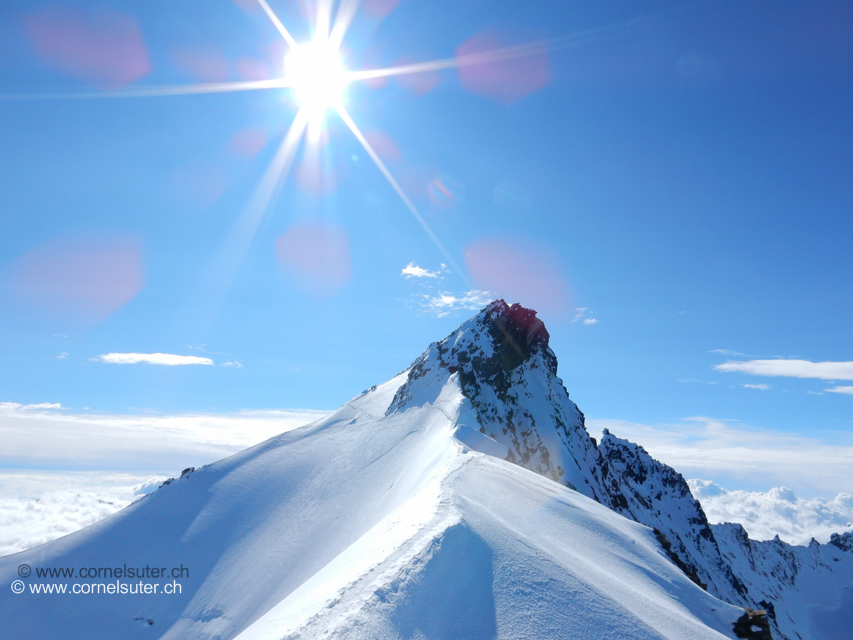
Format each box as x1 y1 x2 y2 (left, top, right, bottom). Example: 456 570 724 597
2 301 851 639
1 372 739 640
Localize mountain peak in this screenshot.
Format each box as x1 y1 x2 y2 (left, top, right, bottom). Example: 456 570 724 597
477 299 553 374
387 300 598 492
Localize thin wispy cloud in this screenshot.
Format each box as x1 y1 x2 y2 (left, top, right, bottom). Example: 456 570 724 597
708 349 750 356
418 290 492 317
221 360 243 368
826 386 853 396
401 261 444 279
742 384 771 390
715 359 853 380
56 352 68 359
97 352 214 366
573 307 599 324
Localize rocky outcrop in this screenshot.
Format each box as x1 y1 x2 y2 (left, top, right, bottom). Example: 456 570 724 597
732 609 772 640
598 431 750 607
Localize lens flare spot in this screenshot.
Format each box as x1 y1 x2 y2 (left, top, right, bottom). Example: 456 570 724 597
394 56 442 95
172 47 229 83
362 130 401 162
456 32 550 104
228 128 270 159
3 235 144 323
275 222 351 295
236 57 272 81
363 0 401 19
428 175 463 209
465 238 571 316
24 6 150 87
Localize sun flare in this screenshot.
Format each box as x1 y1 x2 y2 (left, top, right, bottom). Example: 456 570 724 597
284 39 348 115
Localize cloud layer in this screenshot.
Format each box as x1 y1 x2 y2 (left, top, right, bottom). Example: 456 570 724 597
0 471 164 557
0 403 329 470
715 359 853 380
688 479 853 545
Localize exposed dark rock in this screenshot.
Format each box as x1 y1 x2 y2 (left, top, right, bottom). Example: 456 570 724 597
828 532 853 552
732 609 772 640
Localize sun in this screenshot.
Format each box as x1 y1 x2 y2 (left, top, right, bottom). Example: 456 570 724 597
284 39 348 116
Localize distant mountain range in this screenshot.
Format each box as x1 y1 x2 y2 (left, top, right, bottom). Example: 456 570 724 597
1 301 849 639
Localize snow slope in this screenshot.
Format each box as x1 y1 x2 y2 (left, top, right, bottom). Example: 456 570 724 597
2 300 851 639
1 366 741 638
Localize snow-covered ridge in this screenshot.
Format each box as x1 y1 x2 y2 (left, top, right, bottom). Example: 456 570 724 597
1 301 850 639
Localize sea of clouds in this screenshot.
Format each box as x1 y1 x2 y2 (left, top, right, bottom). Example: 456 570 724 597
0 471 166 556
688 479 853 546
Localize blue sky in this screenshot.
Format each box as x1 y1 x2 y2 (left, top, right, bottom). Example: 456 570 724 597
1 1 851 491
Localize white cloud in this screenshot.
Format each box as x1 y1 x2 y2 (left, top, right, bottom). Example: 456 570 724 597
221 361 243 368
826 386 853 396
742 384 770 390
98 352 214 366
688 479 853 545
588 416 853 498
401 262 443 279
0 471 166 557
418 290 492 317
715 359 853 380
57 352 68 359
573 308 599 325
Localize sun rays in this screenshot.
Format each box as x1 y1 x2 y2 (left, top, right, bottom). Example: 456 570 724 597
4 0 574 294
2 0 563 275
